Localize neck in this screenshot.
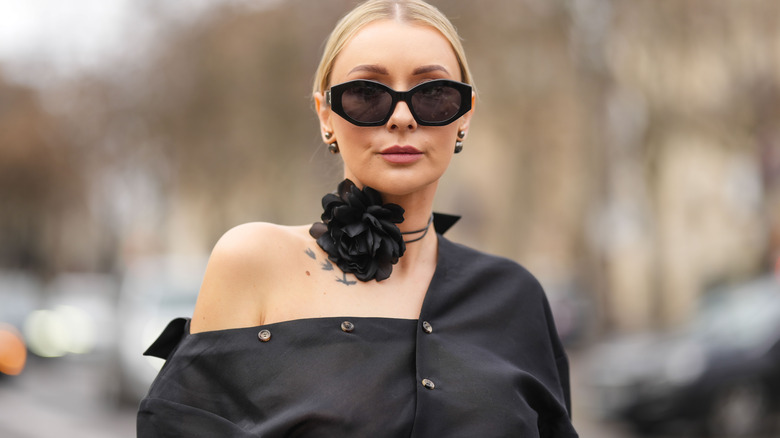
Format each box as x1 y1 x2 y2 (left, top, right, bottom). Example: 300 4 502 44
380 187 439 274
402 214 433 243
380 182 438 234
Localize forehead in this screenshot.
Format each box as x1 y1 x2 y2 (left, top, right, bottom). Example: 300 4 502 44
330 19 461 83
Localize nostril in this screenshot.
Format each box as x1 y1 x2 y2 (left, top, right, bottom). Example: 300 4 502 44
389 123 415 131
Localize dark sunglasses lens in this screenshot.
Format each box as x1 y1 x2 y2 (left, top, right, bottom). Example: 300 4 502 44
341 83 393 124
411 84 463 123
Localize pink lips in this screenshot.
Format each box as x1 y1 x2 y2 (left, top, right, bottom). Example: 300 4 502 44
380 145 423 164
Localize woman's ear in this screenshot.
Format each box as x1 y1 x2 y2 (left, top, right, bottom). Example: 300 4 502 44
458 93 476 137
314 91 333 142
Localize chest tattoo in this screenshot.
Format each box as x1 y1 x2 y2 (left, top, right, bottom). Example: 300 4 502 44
304 247 357 286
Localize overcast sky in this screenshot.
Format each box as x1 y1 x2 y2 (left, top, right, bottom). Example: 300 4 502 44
0 0 137 77
0 0 276 86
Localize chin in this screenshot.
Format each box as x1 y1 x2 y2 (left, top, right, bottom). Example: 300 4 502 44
358 176 441 200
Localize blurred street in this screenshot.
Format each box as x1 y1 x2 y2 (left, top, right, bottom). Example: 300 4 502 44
570 350 638 438
0 357 135 438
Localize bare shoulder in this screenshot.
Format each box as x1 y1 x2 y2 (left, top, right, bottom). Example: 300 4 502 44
208 222 304 264
190 222 310 333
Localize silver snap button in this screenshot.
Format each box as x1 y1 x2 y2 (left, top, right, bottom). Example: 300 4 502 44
421 378 435 390
341 321 354 333
258 329 271 342
422 321 433 334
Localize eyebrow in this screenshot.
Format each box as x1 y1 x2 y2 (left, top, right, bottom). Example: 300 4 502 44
348 65 389 75
347 64 450 76
412 64 450 75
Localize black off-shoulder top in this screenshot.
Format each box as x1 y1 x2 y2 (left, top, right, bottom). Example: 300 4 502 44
137 233 579 437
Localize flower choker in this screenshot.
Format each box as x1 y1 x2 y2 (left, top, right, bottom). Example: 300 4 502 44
309 179 430 282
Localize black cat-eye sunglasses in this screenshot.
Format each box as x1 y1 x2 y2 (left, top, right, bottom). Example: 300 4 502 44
325 79 472 127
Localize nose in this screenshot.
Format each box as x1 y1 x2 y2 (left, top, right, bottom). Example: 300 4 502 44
387 100 417 131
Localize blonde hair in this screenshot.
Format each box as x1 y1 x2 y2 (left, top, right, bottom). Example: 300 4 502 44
312 0 474 94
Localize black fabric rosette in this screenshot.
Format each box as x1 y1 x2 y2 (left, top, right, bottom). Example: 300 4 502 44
309 179 406 282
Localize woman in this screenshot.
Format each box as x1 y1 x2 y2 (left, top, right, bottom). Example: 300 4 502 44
137 1 578 436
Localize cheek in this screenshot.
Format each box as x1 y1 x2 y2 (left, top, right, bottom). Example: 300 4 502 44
333 125 379 172
333 119 370 146
430 130 458 153
338 134 376 160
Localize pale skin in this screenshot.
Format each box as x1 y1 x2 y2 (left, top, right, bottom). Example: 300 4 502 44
191 19 475 333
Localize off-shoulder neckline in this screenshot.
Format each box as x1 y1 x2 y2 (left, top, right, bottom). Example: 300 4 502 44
189 234 456 336
185 315 419 337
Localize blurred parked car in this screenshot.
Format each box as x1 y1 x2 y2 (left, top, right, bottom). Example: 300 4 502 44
110 254 207 404
587 275 780 436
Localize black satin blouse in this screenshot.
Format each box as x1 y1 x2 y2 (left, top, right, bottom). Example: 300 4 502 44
137 234 578 437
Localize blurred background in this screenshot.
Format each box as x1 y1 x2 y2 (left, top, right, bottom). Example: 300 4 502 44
1 0 779 436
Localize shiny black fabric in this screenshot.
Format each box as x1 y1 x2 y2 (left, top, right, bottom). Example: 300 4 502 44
137 235 579 437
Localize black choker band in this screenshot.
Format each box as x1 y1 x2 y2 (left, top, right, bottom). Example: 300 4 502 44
401 214 433 244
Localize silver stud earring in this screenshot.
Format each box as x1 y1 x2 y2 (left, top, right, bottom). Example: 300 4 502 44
454 130 466 154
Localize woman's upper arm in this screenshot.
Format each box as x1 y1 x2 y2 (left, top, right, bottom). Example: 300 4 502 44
190 222 277 333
